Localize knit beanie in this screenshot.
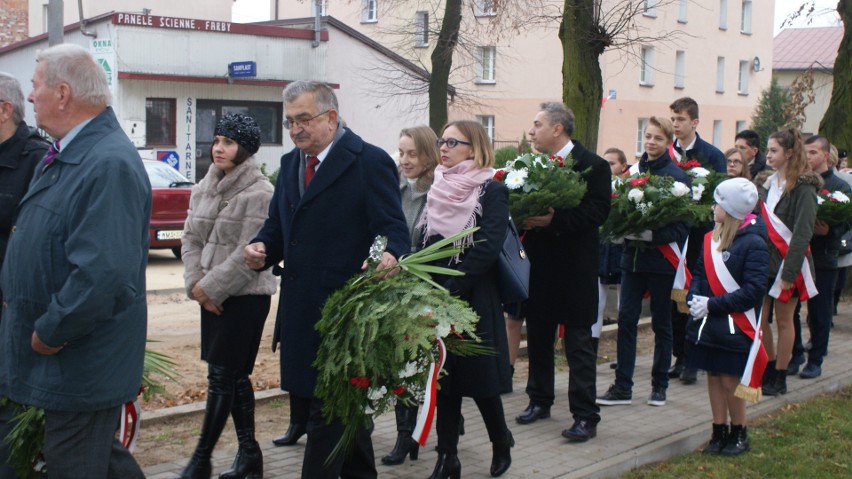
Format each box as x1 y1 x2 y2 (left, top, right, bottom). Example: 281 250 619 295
714 177 758 220
214 113 261 154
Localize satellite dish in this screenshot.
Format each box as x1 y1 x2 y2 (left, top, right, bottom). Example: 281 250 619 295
752 57 761 72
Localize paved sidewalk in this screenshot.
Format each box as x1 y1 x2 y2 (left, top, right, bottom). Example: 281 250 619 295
143 310 852 479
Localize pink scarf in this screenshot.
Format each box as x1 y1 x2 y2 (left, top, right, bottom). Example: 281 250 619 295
422 160 495 254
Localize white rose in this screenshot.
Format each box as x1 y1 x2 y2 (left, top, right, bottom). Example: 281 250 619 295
505 170 528 190
831 191 850 203
691 183 706 201
817 195 825 205
670 181 690 197
367 386 387 401
690 167 710 178
435 322 451 338
398 361 419 379
627 188 644 203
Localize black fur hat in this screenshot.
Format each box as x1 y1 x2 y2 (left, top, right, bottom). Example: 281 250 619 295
214 113 261 154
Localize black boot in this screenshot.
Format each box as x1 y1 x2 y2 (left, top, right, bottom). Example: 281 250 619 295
721 425 749 455
179 365 235 479
381 404 419 465
219 377 262 479
763 369 787 396
429 452 461 479
702 423 728 454
761 360 776 392
272 395 310 446
490 431 514 477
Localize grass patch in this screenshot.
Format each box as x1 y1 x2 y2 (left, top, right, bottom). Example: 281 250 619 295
623 386 852 478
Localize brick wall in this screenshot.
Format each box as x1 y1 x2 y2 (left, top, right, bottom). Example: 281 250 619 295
0 0 29 48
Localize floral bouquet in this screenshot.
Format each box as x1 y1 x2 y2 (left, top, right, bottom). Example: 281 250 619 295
493 152 587 228
677 160 726 225
601 174 701 241
816 189 852 225
314 230 490 463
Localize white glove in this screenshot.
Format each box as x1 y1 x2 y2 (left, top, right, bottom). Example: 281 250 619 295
611 236 625 245
688 295 710 319
624 230 653 242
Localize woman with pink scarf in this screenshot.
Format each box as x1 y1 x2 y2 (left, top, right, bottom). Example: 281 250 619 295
421 120 513 479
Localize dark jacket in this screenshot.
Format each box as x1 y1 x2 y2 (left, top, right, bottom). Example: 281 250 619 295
811 169 852 270
0 122 49 273
620 151 692 274
686 217 769 352
749 150 771 178
0 108 151 411
755 170 822 285
427 181 511 397
599 241 624 284
252 127 409 399
675 133 726 173
523 141 612 328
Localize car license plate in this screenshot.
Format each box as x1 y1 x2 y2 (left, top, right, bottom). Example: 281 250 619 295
156 230 183 240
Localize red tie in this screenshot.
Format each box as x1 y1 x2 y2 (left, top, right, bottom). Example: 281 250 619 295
304 156 320 188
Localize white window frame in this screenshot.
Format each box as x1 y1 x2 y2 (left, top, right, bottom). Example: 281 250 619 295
637 117 649 156
640 46 655 86
678 0 688 23
674 50 685 89
476 46 497 84
644 0 657 17
361 0 378 23
738 60 749 95
477 115 496 143
736 120 747 133
741 0 753 34
311 0 327 16
719 0 728 30
474 0 497 17
414 11 429 48
716 56 725 93
713 120 723 147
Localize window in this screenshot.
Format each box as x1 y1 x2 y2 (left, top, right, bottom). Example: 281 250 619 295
678 0 688 23
477 115 495 143
146 98 176 147
644 0 657 17
716 56 725 93
640 46 655 86
719 0 728 30
636 117 649 156
361 0 378 23
674 51 685 89
311 0 327 16
741 0 752 33
474 0 497 16
738 60 749 94
476 46 496 83
415 11 428 48
736 120 747 133
713 120 723 147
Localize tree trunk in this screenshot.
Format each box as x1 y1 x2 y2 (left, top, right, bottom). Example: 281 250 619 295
429 0 462 134
818 0 851 149
559 0 606 152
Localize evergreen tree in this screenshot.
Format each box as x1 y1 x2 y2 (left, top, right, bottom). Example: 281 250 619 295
751 78 790 145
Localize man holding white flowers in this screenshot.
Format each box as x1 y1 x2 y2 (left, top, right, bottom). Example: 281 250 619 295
515 102 611 443
792 135 852 379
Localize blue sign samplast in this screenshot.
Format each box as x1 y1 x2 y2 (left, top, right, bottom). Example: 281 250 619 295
157 150 180 170
229 61 257 78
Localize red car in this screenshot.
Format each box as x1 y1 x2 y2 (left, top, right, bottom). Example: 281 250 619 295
143 160 193 258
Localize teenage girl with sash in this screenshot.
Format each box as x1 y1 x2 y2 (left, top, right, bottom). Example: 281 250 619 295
686 178 769 456
753 129 822 396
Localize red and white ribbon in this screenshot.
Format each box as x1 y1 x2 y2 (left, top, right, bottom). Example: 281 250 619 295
412 337 447 447
658 240 691 289
703 232 768 395
759 201 818 302
120 389 142 451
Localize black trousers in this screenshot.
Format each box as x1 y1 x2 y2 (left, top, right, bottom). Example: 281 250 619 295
301 397 377 479
436 393 508 454
525 317 600 424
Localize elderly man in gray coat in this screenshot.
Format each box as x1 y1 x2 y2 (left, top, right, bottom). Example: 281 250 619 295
0 44 150 478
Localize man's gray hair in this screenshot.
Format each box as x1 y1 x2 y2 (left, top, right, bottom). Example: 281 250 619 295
0 72 25 124
540 102 574 137
36 44 111 108
283 81 338 112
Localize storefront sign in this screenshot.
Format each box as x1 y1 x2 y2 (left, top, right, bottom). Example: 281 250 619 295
115 13 232 32
90 39 117 100
157 150 180 170
229 61 257 78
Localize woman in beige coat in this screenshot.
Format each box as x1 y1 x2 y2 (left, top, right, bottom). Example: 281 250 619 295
179 114 276 479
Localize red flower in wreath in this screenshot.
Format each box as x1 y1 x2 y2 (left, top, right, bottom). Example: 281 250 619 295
393 386 405 395
494 169 506 182
678 159 703 169
349 376 370 388
629 177 649 187
821 189 831 195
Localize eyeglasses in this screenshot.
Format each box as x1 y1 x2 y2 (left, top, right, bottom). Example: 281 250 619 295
727 159 743 166
436 138 472 149
284 110 331 130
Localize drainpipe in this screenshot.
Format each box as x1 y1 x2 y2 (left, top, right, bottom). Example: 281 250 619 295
47 0 63 46
78 0 97 38
312 0 321 48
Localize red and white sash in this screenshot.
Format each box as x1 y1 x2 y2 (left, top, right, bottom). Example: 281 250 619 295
658 240 691 290
759 201 818 302
120 386 144 452
412 337 447 446
703 233 767 402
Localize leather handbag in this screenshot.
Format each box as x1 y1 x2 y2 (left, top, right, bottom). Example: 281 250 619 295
497 217 530 303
